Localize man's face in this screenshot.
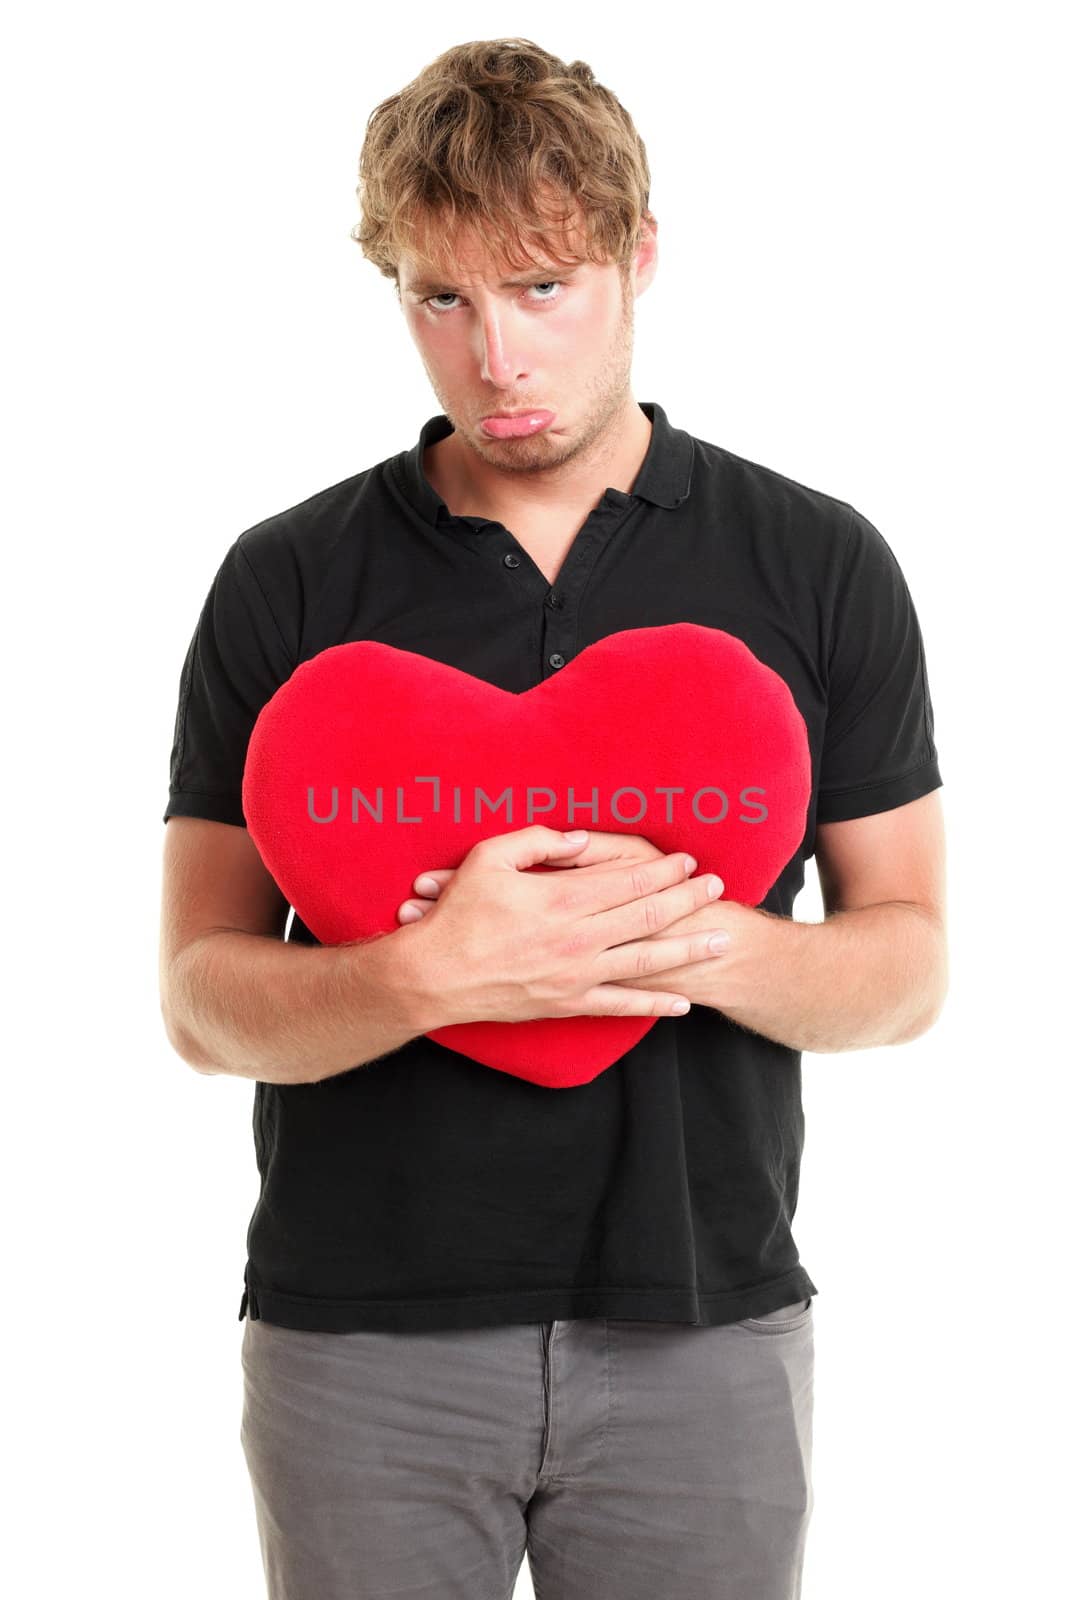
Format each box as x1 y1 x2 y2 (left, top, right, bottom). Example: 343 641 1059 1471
395 215 657 477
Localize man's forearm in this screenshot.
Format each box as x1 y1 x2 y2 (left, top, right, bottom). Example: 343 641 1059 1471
164 923 445 1085
700 900 949 1052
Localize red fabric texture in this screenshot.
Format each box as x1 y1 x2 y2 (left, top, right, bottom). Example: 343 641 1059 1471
243 624 811 1088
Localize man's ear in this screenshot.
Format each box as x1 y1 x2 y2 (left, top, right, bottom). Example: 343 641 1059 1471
632 213 658 299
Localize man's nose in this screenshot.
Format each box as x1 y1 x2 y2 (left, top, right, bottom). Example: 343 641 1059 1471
474 308 528 388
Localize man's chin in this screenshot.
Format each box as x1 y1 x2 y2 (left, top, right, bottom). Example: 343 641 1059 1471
464 426 566 467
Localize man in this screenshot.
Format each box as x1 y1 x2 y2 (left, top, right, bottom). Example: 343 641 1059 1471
160 37 947 1600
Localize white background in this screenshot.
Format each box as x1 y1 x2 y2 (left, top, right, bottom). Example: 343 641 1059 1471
6 2 1063 1595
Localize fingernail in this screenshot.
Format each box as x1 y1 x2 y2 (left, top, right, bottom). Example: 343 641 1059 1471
706 877 724 897
684 855 698 873
706 932 729 952
671 999 690 1014
400 905 424 921
414 876 438 892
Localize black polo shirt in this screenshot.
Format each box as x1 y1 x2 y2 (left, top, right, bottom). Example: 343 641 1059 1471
163 400 943 1333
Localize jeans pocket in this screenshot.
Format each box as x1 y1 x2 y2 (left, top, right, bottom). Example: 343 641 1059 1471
737 1296 813 1332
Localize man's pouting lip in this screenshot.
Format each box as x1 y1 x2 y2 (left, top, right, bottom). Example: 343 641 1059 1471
479 409 557 439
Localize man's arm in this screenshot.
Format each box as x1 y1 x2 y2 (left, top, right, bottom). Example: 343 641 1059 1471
165 928 440 1084
160 818 443 1085
160 818 710 1084
615 790 949 1053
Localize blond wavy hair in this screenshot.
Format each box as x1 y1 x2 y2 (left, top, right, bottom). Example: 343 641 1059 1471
352 38 653 291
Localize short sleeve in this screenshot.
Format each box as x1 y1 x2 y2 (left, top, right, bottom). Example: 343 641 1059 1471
163 536 295 827
816 508 943 824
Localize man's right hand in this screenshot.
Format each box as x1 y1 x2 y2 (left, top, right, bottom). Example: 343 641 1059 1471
402 825 725 1026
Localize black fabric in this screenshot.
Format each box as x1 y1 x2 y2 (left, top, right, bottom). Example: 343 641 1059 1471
163 401 942 1333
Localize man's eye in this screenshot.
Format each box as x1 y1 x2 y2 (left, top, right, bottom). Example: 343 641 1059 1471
422 281 565 310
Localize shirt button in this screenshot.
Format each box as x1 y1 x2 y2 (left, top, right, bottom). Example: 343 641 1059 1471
549 652 567 669
546 592 562 609
503 552 521 569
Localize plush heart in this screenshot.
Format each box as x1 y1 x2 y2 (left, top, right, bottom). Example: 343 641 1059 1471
242 623 811 1089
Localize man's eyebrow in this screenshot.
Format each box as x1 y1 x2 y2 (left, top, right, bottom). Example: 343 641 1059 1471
404 265 580 295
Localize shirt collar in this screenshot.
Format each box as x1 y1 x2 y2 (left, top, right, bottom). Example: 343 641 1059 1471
394 399 695 525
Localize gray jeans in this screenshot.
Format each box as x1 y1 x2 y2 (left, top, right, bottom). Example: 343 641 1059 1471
240 1298 815 1599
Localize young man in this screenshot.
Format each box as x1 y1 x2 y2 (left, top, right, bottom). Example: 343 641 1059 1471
160 38 947 1600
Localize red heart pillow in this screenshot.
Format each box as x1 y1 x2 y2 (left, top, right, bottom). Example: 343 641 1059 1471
242 624 811 1089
